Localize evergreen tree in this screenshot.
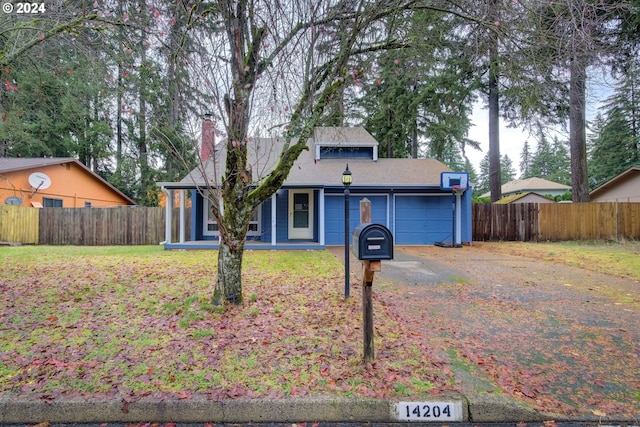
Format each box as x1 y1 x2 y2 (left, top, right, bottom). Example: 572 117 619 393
464 159 479 192
0 39 112 164
357 8 478 160
501 154 516 184
519 140 532 179
476 153 490 196
529 133 554 178
527 132 571 184
589 58 640 187
549 136 571 185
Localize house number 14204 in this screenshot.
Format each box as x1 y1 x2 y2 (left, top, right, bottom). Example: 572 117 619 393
394 401 463 421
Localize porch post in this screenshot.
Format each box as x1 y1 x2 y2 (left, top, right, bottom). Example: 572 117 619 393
271 193 277 246
179 189 186 243
163 188 173 244
319 188 325 245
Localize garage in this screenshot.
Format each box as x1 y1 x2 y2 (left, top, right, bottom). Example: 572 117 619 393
394 195 454 245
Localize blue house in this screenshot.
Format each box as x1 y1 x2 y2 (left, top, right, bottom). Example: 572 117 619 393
157 126 472 249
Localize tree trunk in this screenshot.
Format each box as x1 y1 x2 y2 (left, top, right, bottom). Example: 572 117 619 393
115 0 124 175
569 56 589 202
213 240 244 305
488 0 501 202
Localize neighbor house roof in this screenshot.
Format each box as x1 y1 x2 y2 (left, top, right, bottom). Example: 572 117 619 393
481 177 571 198
0 157 78 173
494 192 555 204
0 157 136 205
589 165 640 202
160 127 452 190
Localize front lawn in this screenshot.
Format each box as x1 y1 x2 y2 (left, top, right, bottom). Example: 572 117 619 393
0 246 453 402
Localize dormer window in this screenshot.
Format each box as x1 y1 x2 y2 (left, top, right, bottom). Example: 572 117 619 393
312 127 379 161
319 146 375 159
315 141 378 161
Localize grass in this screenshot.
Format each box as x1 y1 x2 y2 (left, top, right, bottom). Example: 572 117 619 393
0 245 452 401
479 240 640 279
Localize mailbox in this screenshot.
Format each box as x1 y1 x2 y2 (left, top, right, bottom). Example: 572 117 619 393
352 223 394 261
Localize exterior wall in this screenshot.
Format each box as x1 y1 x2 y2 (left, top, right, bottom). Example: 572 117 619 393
324 193 389 245
260 197 272 241
591 174 640 202
188 186 473 247
192 189 321 244
0 163 132 207
463 187 472 242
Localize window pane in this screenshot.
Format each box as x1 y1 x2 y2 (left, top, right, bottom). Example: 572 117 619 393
43 198 63 208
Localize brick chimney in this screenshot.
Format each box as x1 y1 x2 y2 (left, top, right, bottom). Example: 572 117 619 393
201 113 215 161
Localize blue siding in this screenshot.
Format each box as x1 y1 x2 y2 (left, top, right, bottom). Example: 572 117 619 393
192 190 205 241
186 187 472 248
395 195 454 244
325 195 388 245
275 191 289 241
261 197 272 241
462 188 472 242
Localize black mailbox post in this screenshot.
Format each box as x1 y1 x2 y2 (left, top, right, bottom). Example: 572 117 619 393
352 223 394 261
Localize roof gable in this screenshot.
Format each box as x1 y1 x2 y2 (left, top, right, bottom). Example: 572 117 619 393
590 166 640 201
481 177 571 198
0 157 135 205
494 192 555 204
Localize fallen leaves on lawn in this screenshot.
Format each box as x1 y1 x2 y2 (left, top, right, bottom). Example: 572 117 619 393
0 247 453 403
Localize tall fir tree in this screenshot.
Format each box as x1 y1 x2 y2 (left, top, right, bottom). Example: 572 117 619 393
589 58 640 187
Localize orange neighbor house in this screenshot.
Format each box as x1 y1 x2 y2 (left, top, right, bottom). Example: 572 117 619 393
0 158 135 208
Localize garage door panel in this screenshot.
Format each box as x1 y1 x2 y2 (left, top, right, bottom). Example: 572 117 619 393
395 196 452 245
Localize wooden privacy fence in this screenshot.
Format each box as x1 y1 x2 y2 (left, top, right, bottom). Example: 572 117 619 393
3 203 638 245
473 202 640 241
473 203 539 242
0 205 39 244
0 206 190 245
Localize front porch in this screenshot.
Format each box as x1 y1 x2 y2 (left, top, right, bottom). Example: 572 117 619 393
163 240 327 250
161 188 327 250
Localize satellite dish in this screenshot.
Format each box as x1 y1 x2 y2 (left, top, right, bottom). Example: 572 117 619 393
6 196 22 206
28 172 52 190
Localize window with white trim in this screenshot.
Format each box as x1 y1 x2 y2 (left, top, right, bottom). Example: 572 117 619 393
203 196 261 237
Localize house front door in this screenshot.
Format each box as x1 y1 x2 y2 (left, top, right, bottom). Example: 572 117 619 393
288 190 313 239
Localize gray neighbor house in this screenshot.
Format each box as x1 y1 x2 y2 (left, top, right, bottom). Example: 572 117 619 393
157 126 472 249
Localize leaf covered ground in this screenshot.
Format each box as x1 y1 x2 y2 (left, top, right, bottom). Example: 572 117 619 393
375 242 640 419
0 246 453 403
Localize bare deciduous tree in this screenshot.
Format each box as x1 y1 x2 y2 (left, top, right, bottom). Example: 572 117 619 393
180 0 429 305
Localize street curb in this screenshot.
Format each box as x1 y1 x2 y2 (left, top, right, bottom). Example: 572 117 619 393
0 393 584 424
0 394 460 424
0 393 636 424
